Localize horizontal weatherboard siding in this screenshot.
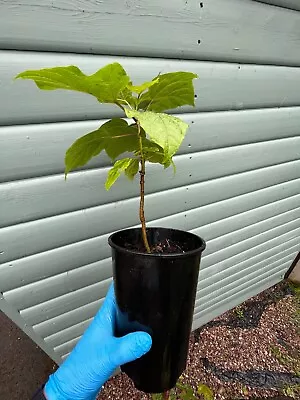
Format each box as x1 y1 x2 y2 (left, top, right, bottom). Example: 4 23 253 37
46 318 94 349
1 0 299 364
1 107 300 182
1 139 300 228
4 221 300 312
1 186 300 288
196 243 300 307
0 1 300 66
20 282 107 327
41 243 299 351
2 51 300 126
255 1 300 11
21 237 300 328
195 254 296 316
33 255 293 354
192 267 288 329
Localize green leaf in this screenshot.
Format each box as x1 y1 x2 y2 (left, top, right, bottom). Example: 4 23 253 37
126 109 188 159
151 394 163 400
124 158 139 180
138 72 197 112
117 86 138 109
127 77 159 95
141 140 173 169
176 382 197 400
15 63 130 103
142 140 164 163
197 384 214 400
64 118 138 176
105 158 135 190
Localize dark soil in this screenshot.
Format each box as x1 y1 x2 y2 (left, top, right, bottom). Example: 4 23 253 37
150 238 184 254
125 238 184 254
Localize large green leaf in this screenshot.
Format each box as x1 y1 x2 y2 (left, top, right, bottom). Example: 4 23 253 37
64 118 138 176
126 109 188 159
15 63 130 103
105 158 137 190
138 72 197 112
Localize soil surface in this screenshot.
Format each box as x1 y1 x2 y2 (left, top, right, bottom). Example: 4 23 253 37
125 238 184 254
98 281 300 400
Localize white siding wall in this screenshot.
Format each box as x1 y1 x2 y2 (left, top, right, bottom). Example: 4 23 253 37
0 0 299 363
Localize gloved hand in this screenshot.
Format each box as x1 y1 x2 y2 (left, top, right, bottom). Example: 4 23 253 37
44 284 152 400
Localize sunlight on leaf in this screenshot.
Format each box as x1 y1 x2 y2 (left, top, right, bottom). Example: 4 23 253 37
126 109 188 160
15 63 130 103
127 77 159 95
16 62 197 193
138 71 197 112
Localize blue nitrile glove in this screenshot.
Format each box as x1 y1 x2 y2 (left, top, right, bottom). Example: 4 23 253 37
44 284 152 400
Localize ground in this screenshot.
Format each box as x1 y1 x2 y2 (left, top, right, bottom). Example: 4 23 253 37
0 281 299 400
0 311 56 399
98 282 300 400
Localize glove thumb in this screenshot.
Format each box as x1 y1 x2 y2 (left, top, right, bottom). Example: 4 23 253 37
112 332 152 367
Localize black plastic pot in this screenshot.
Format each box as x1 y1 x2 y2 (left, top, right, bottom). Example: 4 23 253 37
108 227 206 393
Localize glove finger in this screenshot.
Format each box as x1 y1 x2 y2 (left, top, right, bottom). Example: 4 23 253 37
111 332 152 367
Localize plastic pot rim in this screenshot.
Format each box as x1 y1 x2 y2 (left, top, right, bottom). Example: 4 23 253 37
108 226 206 259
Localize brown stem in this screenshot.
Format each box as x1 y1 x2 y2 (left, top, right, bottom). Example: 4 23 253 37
137 122 151 253
163 391 170 400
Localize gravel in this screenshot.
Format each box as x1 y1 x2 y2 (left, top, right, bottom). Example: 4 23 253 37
98 282 300 400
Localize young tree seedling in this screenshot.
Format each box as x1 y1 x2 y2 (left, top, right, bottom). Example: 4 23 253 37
15 64 197 252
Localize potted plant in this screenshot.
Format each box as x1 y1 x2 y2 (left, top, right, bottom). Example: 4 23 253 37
15 63 206 396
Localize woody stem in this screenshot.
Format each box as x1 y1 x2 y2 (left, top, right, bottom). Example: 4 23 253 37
137 121 151 253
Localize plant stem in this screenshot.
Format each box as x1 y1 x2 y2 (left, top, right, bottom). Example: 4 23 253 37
163 391 170 400
137 121 151 253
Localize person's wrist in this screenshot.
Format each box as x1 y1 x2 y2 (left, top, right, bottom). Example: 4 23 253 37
44 374 68 400
44 372 98 400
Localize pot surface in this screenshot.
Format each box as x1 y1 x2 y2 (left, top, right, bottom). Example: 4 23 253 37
109 227 206 393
